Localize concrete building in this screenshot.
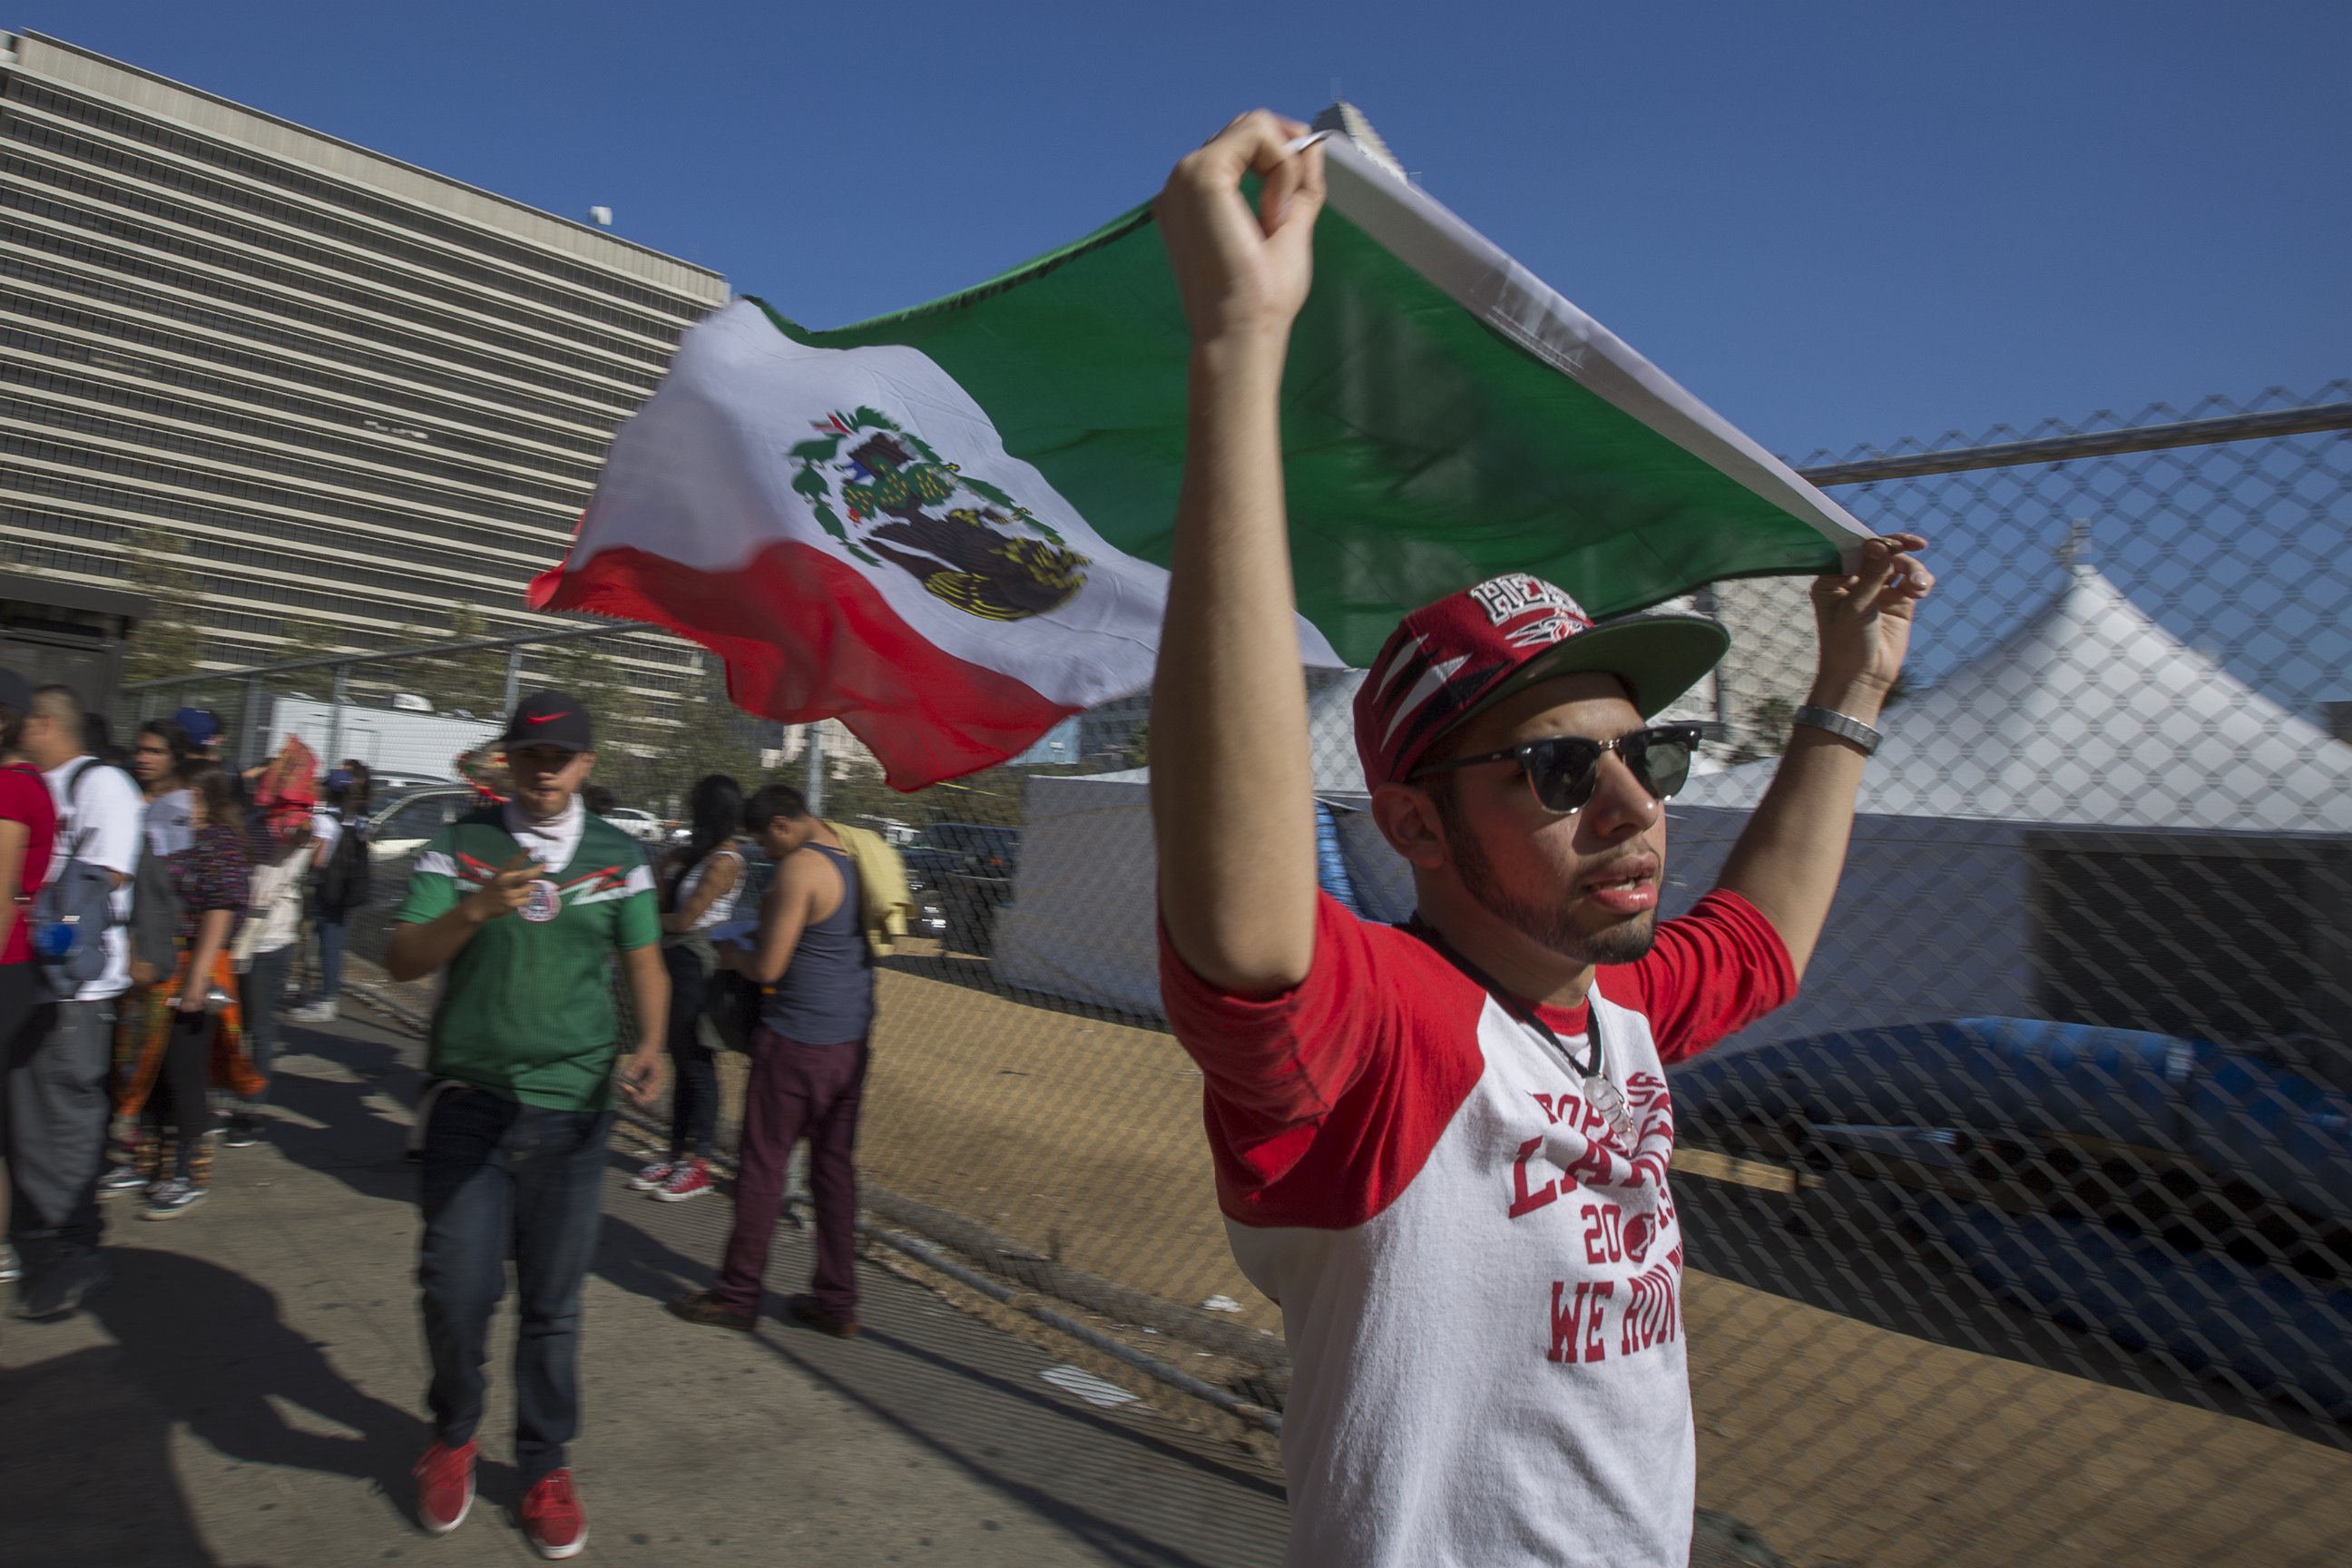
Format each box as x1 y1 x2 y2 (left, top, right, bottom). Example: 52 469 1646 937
0 29 730 712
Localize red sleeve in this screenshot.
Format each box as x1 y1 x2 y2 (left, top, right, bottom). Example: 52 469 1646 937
0 768 56 891
1159 892 1487 1228
1610 889 1797 1063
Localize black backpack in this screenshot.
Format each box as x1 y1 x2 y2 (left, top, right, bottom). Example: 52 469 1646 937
316 818 371 910
33 760 121 998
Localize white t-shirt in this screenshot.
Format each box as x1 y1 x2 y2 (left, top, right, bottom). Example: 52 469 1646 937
310 804 343 859
144 787 195 858
675 845 747 931
44 756 144 1001
1161 891 1797 1568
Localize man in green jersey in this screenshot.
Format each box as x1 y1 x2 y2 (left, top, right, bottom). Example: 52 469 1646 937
387 691 669 1561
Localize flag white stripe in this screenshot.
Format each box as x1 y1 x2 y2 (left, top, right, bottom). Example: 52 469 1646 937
1318 137 1874 564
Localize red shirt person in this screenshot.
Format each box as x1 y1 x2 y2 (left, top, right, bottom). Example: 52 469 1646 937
1147 114 1933 1567
0 666 61 1292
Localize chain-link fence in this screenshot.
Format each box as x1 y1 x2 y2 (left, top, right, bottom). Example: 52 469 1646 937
130 384 2352 1564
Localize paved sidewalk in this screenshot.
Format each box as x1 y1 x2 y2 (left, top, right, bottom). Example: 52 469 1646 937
0 1006 1289 1567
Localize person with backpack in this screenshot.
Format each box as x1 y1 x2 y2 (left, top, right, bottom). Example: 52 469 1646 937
669 783 877 1339
0 668 59 1296
227 740 321 1149
292 763 370 1024
13 685 142 1319
113 763 260 1218
631 774 746 1204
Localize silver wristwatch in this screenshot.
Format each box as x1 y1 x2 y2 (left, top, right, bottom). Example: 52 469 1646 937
1791 704 1882 756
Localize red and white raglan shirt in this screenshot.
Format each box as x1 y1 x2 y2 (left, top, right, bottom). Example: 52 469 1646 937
1161 890 1795 1568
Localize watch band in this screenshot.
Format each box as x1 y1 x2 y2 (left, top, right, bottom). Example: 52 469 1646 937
1791 704 1882 756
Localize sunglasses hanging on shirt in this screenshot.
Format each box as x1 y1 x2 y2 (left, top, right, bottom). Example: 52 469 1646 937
1402 917 1640 1146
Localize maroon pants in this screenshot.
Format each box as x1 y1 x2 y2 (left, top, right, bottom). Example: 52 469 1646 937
713 1029 869 1320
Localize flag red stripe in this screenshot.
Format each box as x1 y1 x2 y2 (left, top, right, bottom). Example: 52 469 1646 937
526 543 1076 790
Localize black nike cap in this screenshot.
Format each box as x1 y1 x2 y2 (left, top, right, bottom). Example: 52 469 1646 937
498 691 593 754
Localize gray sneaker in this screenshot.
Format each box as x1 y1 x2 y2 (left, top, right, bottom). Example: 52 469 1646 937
289 999 338 1024
99 1162 149 1193
0 1243 18 1284
141 1178 209 1220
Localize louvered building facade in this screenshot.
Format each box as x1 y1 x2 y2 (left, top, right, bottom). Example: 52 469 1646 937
0 30 728 710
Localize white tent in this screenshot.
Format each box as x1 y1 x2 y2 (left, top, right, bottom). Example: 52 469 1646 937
1661 564 2352 1050
995 566 2352 1032
1674 563 2352 833
993 674 1399 1016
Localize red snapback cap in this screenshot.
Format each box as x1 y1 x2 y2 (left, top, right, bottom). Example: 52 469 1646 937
1353 573 1728 789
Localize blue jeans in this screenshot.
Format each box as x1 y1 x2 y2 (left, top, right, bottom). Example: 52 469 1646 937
662 944 717 1161
416 1087 611 1485
314 911 347 1002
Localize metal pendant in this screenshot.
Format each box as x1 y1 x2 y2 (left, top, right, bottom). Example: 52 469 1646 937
1585 1073 1638 1144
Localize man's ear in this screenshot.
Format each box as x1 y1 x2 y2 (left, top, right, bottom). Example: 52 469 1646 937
1370 781 1450 873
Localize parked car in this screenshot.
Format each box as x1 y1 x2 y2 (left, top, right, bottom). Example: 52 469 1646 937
902 822 1022 955
599 805 671 845
365 787 481 862
369 770 456 795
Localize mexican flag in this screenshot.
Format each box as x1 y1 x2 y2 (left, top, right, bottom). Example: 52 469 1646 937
529 133 1871 789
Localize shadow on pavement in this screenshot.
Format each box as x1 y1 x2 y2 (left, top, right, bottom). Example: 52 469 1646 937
588 1200 1287 1568
258 1010 1288 1565
0 1248 441 1565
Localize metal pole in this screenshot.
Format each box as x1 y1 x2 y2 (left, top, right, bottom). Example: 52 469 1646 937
804 722 827 816
325 662 348 767
242 674 264 770
502 645 524 715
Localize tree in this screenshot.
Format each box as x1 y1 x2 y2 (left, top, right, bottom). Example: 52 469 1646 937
659 654 764 809
419 600 513 720
120 528 209 688
1723 696 1799 766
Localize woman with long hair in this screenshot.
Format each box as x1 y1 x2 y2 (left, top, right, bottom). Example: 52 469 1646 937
0 668 59 1286
632 773 746 1202
115 762 260 1218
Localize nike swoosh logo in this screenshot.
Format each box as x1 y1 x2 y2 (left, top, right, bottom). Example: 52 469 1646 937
524 713 568 724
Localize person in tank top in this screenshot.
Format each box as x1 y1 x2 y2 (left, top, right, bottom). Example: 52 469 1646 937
669 781 876 1338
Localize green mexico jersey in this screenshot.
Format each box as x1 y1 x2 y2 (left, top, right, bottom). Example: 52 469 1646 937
397 804 659 1111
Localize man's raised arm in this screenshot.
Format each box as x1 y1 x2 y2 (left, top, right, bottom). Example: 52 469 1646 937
1716 533 1934 978
1150 113 1328 999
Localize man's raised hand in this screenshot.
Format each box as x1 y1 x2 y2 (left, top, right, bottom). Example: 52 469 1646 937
1810 532 1935 717
466 852 543 924
1155 112 1327 347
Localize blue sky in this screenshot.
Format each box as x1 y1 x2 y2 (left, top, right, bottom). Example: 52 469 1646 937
33 0 2349 458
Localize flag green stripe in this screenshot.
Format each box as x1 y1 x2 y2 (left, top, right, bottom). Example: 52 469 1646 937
762 207 1838 669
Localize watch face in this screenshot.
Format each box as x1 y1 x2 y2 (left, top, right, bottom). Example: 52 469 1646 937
522 879 564 924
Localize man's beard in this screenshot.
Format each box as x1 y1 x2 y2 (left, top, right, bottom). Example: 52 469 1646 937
1436 788 1659 966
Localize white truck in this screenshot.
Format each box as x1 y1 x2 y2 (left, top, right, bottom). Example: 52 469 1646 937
265 696 497 785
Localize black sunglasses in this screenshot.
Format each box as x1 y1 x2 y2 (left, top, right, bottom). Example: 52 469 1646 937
1409 724 1703 815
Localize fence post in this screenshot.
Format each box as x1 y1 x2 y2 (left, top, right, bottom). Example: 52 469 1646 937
325 662 347 766
242 673 264 770
804 722 827 816
502 645 524 715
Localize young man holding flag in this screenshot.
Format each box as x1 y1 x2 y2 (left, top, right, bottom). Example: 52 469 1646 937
1149 113 1932 1567
386 692 670 1561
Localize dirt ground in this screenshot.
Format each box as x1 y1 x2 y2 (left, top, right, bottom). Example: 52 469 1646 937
838 963 2352 1568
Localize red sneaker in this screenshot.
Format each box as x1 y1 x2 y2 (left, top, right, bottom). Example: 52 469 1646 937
628 1158 675 1191
521 1467 588 1560
412 1439 476 1535
654 1157 714 1202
